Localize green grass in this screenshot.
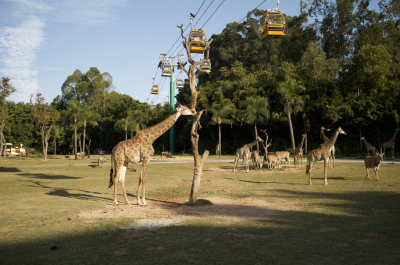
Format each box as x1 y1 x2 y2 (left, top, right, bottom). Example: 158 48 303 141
0 155 399 264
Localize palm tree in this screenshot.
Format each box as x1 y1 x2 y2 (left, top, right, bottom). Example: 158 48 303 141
208 98 235 156
51 124 63 156
239 96 270 153
81 104 99 156
64 98 81 160
277 62 307 152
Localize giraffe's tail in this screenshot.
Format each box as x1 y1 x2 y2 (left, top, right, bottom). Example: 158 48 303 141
108 154 114 189
305 165 310 175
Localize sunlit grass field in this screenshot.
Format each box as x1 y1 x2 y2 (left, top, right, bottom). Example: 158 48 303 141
0 155 399 264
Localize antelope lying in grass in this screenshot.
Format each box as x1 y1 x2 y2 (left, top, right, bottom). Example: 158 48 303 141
364 152 384 180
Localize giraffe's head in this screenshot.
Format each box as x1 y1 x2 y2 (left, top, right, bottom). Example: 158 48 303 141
337 127 347 135
175 104 194 116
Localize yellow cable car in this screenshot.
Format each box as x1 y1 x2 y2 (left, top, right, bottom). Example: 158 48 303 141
176 78 184 88
259 10 285 39
189 29 207 54
151 84 159 94
199 59 211 73
161 64 172 77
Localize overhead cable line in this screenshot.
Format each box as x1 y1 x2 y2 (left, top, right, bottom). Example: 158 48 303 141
166 0 207 56
148 0 208 104
200 0 226 28
238 0 269 23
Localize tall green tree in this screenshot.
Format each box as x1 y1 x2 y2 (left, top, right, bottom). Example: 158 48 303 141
239 96 270 153
64 98 81 159
32 93 60 160
0 77 15 157
276 62 307 152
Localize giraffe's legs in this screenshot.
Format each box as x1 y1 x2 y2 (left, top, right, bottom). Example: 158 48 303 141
366 168 370 179
112 160 123 205
244 155 249 173
324 158 328 185
119 162 129 204
233 156 239 173
137 158 150 206
306 158 313 185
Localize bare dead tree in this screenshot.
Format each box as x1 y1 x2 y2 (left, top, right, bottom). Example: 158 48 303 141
177 24 213 204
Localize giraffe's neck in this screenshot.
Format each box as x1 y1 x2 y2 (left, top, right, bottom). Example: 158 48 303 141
143 111 181 142
245 139 258 149
362 138 371 147
325 129 340 148
391 130 399 142
321 130 329 143
298 136 305 149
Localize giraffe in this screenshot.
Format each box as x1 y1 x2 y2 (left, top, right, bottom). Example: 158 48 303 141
360 136 378 156
108 104 194 205
320 126 336 168
381 128 399 159
293 133 307 167
233 136 263 173
306 127 347 185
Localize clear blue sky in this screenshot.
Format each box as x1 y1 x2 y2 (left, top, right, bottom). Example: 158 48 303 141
0 0 379 105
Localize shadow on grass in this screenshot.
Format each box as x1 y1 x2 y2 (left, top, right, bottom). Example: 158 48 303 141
1 190 399 265
0 166 21 172
21 179 112 203
19 172 81 179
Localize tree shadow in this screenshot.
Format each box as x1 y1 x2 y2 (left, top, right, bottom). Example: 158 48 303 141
21 179 111 203
19 172 81 179
46 188 110 203
0 166 21 172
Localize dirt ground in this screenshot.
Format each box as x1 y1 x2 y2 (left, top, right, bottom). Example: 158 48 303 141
78 196 295 230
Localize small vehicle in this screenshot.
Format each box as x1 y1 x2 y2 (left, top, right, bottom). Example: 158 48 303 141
4 143 27 156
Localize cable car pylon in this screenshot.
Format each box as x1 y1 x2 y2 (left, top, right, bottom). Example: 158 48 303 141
158 53 186 154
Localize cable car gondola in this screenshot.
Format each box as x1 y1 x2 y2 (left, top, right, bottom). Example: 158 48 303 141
161 64 172 77
151 84 159 94
199 59 211 73
189 29 207 54
176 78 184 88
259 10 285 39
259 1 286 39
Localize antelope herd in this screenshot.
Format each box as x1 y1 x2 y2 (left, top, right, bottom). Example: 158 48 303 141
231 127 399 183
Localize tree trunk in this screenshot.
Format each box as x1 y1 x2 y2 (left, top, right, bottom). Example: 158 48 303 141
54 137 57 156
286 109 296 153
125 127 128 141
41 124 53 160
0 121 4 159
189 110 209 204
218 121 221 156
41 127 46 160
74 117 78 160
254 122 259 153
82 121 86 157
86 139 91 158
